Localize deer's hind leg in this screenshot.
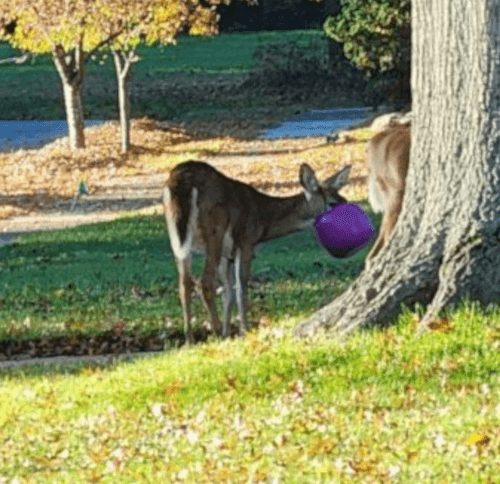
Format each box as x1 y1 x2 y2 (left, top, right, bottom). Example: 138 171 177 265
176 254 195 344
367 186 404 261
234 245 254 336
198 210 230 336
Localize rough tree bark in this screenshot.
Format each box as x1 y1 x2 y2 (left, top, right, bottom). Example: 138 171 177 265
295 0 500 337
113 49 139 154
52 42 86 150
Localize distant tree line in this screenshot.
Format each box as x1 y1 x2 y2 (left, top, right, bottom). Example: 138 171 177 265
324 0 411 107
219 0 411 107
217 0 340 32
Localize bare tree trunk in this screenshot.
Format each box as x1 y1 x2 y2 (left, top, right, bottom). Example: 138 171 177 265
113 49 139 154
52 42 86 150
295 0 500 337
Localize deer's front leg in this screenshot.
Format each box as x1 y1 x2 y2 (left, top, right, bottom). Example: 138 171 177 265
218 256 235 338
234 246 253 336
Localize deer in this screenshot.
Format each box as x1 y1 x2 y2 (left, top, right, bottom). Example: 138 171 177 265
365 124 411 262
163 160 351 343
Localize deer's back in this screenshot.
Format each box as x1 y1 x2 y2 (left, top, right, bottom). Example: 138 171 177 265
367 126 411 213
166 161 272 248
367 126 410 189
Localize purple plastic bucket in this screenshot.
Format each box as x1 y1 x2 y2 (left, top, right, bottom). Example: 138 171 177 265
314 203 375 258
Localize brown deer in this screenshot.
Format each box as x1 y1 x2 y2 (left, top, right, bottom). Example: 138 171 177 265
163 160 350 343
366 124 411 262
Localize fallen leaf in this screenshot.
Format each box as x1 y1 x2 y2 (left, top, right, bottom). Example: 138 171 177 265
467 433 490 446
150 403 165 419
349 460 375 473
428 317 453 333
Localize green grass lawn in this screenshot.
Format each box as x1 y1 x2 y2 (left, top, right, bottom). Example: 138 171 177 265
0 30 347 122
1 215 500 482
0 212 364 342
1 298 499 482
0 30 322 77
2 28 498 483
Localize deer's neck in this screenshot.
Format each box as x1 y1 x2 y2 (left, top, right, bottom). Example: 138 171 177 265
260 193 318 242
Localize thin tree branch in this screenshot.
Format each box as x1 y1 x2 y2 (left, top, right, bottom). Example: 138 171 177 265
85 26 130 64
0 53 28 65
86 3 154 64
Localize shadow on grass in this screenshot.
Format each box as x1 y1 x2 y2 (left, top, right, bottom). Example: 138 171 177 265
0 212 369 370
0 194 163 216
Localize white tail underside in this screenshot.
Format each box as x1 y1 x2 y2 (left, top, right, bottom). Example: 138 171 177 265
164 186 199 261
367 172 386 213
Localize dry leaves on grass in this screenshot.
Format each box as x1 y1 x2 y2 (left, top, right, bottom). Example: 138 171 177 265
0 119 186 198
0 118 369 223
0 320 217 361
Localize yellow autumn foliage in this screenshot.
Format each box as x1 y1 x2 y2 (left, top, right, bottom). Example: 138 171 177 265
5 0 223 55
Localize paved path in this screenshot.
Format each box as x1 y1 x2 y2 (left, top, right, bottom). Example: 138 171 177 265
0 201 164 248
261 107 371 138
0 108 372 153
0 120 106 152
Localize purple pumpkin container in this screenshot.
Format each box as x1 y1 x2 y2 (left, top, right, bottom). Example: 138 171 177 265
314 203 375 258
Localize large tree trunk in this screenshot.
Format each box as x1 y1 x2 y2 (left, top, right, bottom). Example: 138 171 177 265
52 43 86 150
295 0 500 337
113 49 139 154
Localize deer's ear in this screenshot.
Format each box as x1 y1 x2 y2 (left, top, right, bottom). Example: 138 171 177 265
326 165 351 190
299 163 320 192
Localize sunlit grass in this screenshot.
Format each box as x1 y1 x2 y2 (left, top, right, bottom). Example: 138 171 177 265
1 303 500 482
1 198 499 482
2 29 494 483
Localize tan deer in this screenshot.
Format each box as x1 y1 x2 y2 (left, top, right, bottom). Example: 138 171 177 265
163 160 350 343
366 124 411 262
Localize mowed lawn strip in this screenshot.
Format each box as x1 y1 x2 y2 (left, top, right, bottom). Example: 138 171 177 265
0 212 365 342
